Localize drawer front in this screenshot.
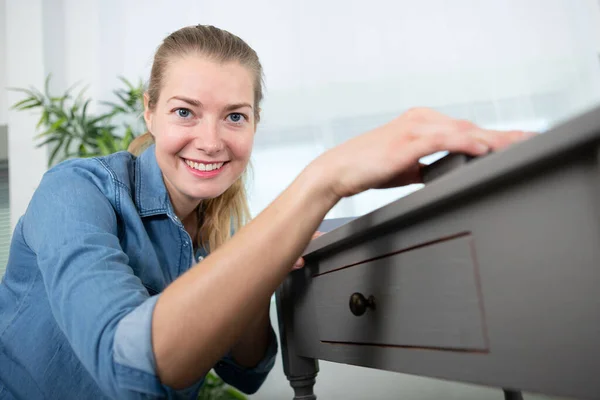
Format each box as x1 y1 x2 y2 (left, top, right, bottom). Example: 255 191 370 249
312 234 488 351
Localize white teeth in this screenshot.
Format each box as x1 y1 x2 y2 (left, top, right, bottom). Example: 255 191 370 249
185 160 224 172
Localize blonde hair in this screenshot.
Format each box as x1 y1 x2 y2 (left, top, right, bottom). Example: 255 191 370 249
129 25 262 253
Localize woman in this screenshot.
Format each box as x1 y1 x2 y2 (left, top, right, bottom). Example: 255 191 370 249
0 25 532 399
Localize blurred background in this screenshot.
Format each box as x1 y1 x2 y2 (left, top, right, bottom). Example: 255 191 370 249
1 0 600 399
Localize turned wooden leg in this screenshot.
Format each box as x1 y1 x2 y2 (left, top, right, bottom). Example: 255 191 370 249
276 274 319 399
288 374 317 400
503 388 524 400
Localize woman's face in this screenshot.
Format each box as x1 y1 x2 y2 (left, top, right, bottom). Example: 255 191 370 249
144 55 256 217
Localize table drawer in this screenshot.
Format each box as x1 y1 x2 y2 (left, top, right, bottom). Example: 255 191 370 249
312 234 488 351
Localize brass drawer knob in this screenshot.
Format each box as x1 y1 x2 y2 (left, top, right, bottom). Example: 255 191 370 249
349 292 376 316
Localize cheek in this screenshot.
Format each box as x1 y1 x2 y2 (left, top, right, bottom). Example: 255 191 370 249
229 132 254 160
155 125 193 155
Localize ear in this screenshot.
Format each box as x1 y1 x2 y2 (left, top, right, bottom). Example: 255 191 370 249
143 92 153 132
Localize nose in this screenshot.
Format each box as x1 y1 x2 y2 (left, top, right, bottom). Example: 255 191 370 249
194 119 224 155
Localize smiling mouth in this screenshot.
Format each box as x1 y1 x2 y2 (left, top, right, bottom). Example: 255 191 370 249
183 159 228 172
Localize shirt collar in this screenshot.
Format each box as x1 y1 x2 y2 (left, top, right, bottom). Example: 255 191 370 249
134 144 173 217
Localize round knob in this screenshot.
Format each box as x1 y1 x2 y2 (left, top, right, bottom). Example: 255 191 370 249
349 292 376 316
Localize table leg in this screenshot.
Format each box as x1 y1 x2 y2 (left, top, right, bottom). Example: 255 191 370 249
289 373 317 400
503 389 524 400
276 275 319 399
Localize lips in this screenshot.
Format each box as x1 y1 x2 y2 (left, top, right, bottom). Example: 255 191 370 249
183 159 226 172
181 157 230 178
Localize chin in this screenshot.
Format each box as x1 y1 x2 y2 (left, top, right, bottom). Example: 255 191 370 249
186 187 231 201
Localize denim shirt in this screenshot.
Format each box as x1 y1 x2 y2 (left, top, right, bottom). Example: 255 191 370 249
0 145 277 399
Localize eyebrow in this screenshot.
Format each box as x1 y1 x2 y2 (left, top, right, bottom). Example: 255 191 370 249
167 96 253 111
224 103 253 112
168 96 202 107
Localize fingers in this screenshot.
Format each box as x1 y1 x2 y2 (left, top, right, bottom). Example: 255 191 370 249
292 231 326 270
292 257 304 270
395 124 534 176
446 119 533 153
404 124 491 160
403 108 537 143
471 129 535 152
311 231 325 240
416 118 534 156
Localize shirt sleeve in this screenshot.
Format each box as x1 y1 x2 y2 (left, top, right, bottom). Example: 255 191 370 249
212 322 278 395
21 162 201 399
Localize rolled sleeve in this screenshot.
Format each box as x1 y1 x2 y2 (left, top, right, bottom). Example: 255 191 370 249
213 324 278 395
112 296 207 399
114 295 160 375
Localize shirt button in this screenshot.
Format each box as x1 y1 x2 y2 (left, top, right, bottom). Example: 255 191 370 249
183 242 188 247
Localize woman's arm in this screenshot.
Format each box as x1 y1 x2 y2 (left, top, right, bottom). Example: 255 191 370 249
151 107 534 389
207 297 276 395
152 164 337 388
228 299 273 369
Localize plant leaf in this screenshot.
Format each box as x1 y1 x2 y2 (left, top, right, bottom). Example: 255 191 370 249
48 135 67 167
36 109 50 129
35 136 61 148
10 97 39 110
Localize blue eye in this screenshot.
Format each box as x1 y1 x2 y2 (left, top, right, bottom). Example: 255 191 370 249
176 108 191 118
227 113 246 124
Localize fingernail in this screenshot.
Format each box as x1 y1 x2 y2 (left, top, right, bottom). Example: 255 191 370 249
476 143 489 153
293 259 304 269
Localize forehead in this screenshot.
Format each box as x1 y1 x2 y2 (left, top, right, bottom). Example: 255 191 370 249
160 55 254 105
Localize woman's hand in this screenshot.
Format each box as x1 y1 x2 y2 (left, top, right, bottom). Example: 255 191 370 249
292 231 325 270
314 107 536 199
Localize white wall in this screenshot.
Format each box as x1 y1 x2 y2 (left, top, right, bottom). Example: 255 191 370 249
0 0 7 126
58 0 600 132
5 0 52 229
207 0 599 130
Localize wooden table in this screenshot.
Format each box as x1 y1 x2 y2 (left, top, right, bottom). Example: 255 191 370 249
275 104 600 400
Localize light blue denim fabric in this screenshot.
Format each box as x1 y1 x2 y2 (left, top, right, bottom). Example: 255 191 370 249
0 145 277 399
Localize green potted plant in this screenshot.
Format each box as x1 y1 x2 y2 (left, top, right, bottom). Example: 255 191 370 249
10 75 144 166
10 76 249 400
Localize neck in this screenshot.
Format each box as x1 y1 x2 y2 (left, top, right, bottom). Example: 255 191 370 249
173 201 200 223
168 190 200 222
162 177 201 222
172 198 201 248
